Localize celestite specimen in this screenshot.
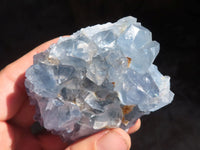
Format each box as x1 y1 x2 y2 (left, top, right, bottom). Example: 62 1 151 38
25 16 174 142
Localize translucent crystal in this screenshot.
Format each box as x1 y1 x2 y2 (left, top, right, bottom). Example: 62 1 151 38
25 16 174 142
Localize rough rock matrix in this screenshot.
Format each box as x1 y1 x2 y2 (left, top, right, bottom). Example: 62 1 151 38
25 16 174 142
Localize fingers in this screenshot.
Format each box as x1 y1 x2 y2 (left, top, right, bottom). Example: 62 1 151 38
0 121 40 150
65 128 131 150
37 133 68 150
10 98 36 128
0 37 60 121
0 122 14 150
128 119 141 134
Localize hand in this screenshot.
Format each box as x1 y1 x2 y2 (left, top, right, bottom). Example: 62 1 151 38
0 37 141 150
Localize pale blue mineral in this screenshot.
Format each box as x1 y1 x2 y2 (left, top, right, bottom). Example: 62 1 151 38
25 16 174 142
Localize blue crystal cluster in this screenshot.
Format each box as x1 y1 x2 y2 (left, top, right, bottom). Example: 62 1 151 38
25 16 174 142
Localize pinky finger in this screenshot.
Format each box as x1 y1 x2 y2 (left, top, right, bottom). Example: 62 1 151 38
127 119 141 134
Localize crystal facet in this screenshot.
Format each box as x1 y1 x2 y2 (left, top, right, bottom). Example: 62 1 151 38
25 16 174 142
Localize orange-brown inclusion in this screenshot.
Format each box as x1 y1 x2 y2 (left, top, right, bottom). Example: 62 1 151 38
122 105 135 115
122 119 129 125
122 105 135 125
112 82 115 87
127 57 131 67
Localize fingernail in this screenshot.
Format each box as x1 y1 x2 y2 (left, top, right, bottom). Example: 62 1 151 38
97 129 130 150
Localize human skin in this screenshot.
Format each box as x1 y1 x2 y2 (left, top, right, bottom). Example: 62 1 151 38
0 37 141 150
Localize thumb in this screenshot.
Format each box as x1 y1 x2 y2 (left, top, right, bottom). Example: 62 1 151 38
65 128 131 150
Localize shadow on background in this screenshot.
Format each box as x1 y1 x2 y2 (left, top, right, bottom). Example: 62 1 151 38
0 0 199 149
